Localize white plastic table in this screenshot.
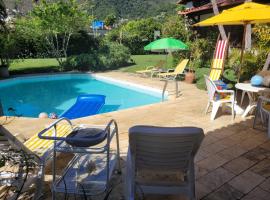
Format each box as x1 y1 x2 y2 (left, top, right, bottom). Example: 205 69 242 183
235 83 270 117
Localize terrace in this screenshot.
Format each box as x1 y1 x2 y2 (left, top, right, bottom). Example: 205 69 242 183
1 71 270 199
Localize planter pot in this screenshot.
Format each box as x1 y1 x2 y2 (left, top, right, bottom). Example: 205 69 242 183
0 66 9 78
185 71 195 84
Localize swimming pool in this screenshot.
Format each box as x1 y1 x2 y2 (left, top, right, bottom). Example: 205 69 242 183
0 74 165 118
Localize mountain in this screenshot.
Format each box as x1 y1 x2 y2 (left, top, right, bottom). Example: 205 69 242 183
92 0 178 19
4 0 178 19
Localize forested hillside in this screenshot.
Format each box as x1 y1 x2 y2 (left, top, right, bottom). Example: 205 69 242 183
4 0 177 19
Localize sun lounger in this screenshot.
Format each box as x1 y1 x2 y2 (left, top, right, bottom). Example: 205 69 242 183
159 59 189 80
0 118 74 199
60 94 105 119
125 125 204 200
136 60 166 77
209 34 230 81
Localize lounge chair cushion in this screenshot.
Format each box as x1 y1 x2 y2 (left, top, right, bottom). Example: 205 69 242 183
65 128 107 147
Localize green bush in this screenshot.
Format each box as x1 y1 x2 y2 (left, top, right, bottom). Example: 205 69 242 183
226 48 268 82
195 67 210 90
63 42 131 71
99 42 131 69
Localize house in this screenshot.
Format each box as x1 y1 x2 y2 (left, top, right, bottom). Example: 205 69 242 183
177 0 270 46
177 0 270 24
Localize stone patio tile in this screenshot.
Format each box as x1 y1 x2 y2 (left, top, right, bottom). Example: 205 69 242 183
223 157 256 175
197 167 234 192
259 178 270 192
250 158 270 178
228 131 252 143
241 187 270 200
218 146 247 160
203 183 244 200
229 170 265 194
201 135 220 147
195 165 209 179
197 154 229 172
260 140 270 152
196 181 212 199
202 142 228 154
195 149 209 163
243 147 268 163
238 138 264 151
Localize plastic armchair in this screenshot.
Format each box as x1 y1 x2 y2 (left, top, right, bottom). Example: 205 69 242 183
253 96 270 138
204 75 235 120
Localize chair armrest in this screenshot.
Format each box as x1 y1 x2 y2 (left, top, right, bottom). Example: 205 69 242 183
259 96 270 103
217 90 234 94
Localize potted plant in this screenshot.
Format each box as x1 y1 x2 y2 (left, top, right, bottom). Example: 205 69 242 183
185 60 196 84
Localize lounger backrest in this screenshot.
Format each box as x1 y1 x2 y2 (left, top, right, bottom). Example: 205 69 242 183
209 38 229 81
129 126 204 172
174 59 189 74
204 75 217 101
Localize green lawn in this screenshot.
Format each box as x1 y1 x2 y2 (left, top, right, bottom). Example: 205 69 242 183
121 54 174 73
9 55 175 75
10 58 60 74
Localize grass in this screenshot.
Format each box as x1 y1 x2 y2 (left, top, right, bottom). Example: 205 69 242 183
121 54 175 73
10 58 60 75
8 55 175 75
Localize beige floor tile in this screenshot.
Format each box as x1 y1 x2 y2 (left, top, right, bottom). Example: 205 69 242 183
197 154 229 172
241 187 270 200
223 157 256 175
229 170 265 194
197 167 234 192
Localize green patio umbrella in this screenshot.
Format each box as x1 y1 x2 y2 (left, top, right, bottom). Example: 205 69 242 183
144 38 188 52
144 38 188 68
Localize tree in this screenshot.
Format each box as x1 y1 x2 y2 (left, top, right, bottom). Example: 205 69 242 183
104 14 116 27
162 15 192 42
0 0 7 31
18 0 91 69
210 0 227 40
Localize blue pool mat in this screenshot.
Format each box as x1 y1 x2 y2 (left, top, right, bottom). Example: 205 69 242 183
60 94 105 119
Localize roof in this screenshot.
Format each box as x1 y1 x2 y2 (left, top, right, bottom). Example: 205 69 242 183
179 0 245 15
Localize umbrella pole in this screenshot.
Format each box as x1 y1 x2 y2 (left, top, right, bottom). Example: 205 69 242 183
238 24 247 82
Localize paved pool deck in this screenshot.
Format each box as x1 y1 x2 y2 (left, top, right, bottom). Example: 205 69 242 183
1 71 270 200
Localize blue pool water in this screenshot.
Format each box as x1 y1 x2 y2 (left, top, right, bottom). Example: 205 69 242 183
0 74 162 118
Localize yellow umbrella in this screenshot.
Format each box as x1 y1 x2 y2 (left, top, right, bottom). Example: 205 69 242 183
195 2 270 26
194 2 270 80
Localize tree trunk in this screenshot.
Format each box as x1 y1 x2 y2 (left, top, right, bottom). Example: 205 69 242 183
244 0 252 50
262 52 270 71
211 0 227 40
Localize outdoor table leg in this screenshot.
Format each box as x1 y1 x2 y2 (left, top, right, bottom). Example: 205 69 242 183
242 92 257 117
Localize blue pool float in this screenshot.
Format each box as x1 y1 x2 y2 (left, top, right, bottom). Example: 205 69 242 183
60 94 105 119
251 75 263 86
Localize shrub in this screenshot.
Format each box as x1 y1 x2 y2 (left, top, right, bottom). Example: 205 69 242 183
63 42 131 71
195 67 210 90
226 48 268 82
99 42 131 69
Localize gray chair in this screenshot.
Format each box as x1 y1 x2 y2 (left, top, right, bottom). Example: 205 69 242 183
125 126 204 200
253 96 270 138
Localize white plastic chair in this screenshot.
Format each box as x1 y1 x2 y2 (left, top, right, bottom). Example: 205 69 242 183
204 75 235 120
125 126 204 200
253 96 270 138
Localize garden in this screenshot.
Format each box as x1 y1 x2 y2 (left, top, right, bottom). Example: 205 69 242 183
0 0 270 90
